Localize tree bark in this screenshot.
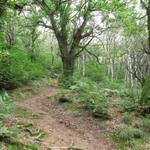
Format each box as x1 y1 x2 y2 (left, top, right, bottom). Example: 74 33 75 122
82 51 86 76
62 55 75 77
6 9 17 49
147 1 150 50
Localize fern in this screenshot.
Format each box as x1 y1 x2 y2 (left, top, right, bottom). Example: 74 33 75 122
0 92 14 121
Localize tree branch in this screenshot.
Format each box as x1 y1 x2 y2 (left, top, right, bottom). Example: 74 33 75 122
85 48 100 64
75 37 93 57
70 0 91 54
140 0 148 9
36 20 53 29
81 29 93 39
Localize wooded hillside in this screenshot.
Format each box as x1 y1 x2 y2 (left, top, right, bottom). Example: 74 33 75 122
0 0 150 150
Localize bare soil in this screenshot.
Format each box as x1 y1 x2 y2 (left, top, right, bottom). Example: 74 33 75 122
8 85 117 150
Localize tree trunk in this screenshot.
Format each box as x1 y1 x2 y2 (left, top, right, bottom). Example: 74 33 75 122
82 51 86 76
6 9 17 49
147 7 150 50
0 0 8 46
111 59 114 81
62 55 75 77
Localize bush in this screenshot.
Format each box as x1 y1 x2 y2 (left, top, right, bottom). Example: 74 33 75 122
88 93 111 119
59 76 75 88
115 125 144 142
0 49 47 89
36 52 62 77
99 88 120 97
69 78 98 93
36 52 52 70
58 77 111 119
119 99 138 112
85 63 106 82
69 78 111 119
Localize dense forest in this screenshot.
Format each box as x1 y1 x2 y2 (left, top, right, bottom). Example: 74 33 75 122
0 0 150 150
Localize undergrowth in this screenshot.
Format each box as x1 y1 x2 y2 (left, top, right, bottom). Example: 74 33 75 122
57 77 112 119
58 76 149 149
0 91 17 149
0 49 48 89
0 91 40 150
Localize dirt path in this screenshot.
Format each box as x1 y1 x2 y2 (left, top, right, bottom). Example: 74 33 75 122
12 86 116 150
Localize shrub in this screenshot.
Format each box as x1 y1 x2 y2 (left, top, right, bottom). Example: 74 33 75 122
58 77 111 119
69 78 111 119
99 88 120 97
59 76 75 88
119 99 138 112
36 52 62 77
115 125 144 142
36 52 52 70
0 49 47 89
81 91 108 110
85 63 106 82
69 78 98 93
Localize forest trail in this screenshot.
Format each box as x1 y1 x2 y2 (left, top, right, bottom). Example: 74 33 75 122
9 85 116 150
